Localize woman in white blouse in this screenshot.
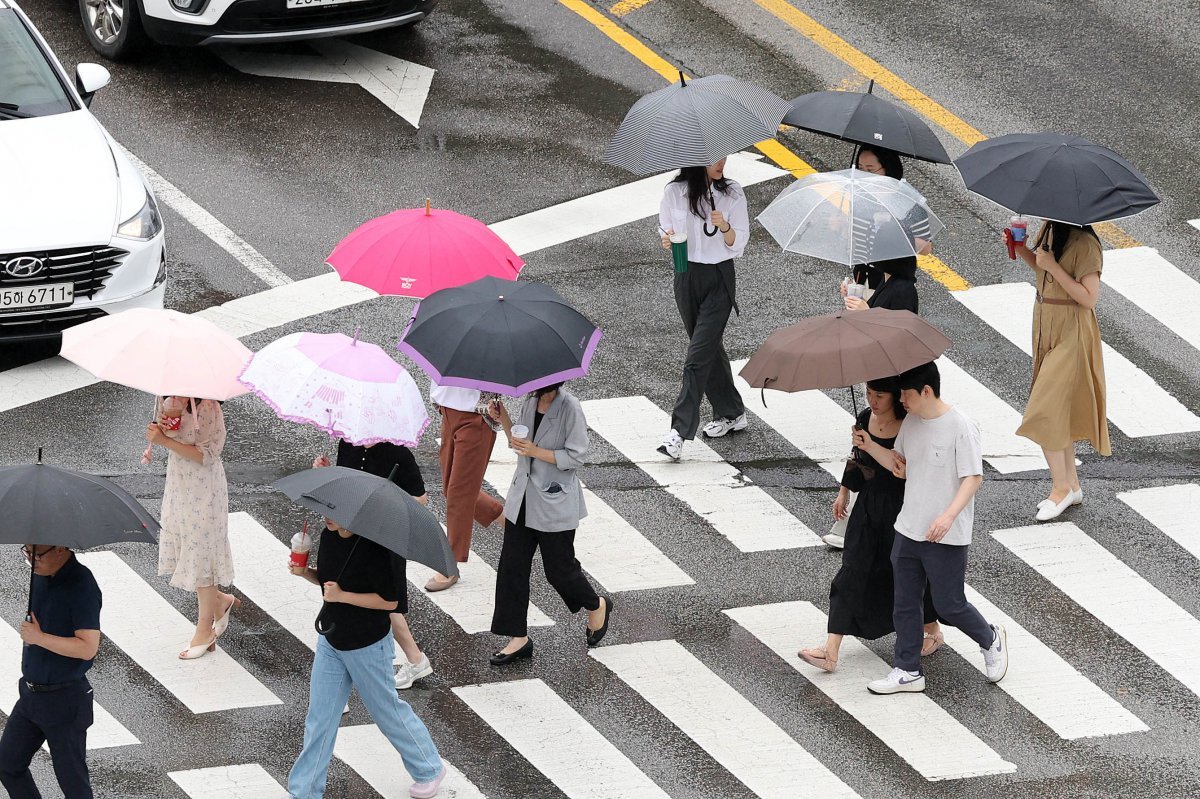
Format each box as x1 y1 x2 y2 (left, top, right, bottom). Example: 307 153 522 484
656 157 750 461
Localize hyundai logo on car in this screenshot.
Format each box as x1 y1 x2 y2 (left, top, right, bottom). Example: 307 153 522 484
2 256 47 279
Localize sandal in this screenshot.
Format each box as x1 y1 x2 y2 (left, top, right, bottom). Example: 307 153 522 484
797 648 838 673
179 639 216 660
212 596 242 638
921 630 945 657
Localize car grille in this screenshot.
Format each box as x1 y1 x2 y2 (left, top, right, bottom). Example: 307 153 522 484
218 0 424 33
0 307 109 339
0 246 127 300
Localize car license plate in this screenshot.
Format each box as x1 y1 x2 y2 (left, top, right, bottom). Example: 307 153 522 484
0 283 74 311
286 0 370 9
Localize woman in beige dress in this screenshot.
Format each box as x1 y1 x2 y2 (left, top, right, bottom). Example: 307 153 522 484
1013 221 1111 521
145 397 238 659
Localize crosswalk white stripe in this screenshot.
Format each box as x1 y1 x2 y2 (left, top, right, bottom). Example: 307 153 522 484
1188 219 1200 232
1101 247 1200 354
955 282 1200 437
334 725 487 799
484 439 694 592
945 586 1147 739
583 396 821 551
0 621 139 750
453 678 671 799
725 602 1016 781
76 552 281 714
1118 483 1200 562
592 639 862 798
934 358 1048 473
992 522 1200 698
167 764 287 798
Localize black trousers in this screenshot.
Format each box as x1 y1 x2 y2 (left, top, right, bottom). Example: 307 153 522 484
491 515 600 638
671 260 744 440
0 679 93 799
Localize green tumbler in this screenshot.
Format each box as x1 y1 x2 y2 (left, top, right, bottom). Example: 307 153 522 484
670 233 688 274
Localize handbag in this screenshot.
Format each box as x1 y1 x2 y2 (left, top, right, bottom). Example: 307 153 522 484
828 490 858 538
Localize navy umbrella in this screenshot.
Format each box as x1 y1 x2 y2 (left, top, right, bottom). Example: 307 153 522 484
954 132 1160 225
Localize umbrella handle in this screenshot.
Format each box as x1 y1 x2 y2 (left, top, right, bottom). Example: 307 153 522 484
313 537 361 637
314 607 335 636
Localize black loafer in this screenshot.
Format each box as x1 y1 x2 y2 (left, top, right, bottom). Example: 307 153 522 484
489 640 533 666
586 596 615 647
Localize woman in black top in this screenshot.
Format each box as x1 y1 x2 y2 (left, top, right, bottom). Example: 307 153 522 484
848 256 919 314
313 440 432 690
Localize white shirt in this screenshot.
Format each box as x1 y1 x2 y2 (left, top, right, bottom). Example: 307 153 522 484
429 384 480 412
893 406 983 546
658 179 750 263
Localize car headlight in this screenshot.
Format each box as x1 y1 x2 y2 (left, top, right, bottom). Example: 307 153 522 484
116 192 163 240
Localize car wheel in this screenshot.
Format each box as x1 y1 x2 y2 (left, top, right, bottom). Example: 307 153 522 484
78 0 147 61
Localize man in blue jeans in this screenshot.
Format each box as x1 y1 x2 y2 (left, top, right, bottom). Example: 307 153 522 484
865 362 1009 695
289 518 445 798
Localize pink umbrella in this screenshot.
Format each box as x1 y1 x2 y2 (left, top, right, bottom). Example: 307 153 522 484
326 200 524 298
239 331 429 447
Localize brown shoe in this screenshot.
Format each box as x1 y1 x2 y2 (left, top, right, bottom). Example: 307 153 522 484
424 575 459 592
798 648 838 673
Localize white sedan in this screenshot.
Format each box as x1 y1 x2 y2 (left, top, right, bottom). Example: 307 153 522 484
0 0 166 343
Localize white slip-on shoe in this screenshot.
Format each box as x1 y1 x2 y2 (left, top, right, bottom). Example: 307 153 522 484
409 765 446 799
1035 493 1073 522
702 414 748 438
656 429 683 461
821 532 846 549
867 667 925 695
395 655 434 690
982 624 1009 683
1070 488 1084 506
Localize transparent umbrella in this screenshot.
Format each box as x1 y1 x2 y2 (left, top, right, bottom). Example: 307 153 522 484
757 168 944 266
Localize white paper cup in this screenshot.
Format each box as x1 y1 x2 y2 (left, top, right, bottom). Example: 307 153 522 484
511 425 530 440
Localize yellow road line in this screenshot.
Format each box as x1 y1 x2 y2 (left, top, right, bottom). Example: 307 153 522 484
750 0 1142 249
556 0 969 289
610 0 655 16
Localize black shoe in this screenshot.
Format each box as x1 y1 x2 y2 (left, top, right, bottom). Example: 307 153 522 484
586 596 615 647
489 640 533 666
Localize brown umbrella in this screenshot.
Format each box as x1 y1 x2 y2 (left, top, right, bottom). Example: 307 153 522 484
739 308 951 397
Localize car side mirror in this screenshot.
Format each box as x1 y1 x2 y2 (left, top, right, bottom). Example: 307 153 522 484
75 63 111 108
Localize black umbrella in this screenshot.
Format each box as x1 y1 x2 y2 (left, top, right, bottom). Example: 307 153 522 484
398 276 602 396
784 80 952 165
0 448 160 616
605 72 791 176
273 466 458 634
953 132 1160 225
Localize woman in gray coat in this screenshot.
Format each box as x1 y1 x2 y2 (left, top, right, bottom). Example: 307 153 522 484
486 383 613 665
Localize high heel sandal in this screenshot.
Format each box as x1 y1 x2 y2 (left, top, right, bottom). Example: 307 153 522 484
179 639 217 660
212 596 242 638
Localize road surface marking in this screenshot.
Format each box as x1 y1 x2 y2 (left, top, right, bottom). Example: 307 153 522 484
1188 219 1200 232
592 639 862 797
992 522 1200 698
946 586 1148 740
168 764 286 798
334 726 486 798
453 678 671 799
610 0 655 15
1118 484 1200 562
1101 247 1200 354
484 437 695 592
583 396 821 551
955 282 1200 437
76 552 281 714
725 602 1016 781
0 620 139 750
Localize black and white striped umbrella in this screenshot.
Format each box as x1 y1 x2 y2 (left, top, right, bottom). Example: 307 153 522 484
605 73 791 175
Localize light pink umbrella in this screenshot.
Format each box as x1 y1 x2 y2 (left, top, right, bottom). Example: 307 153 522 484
239 331 429 447
326 200 524 298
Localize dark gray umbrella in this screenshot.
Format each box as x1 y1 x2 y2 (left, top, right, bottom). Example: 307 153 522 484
954 132 1160 225
397 276 602 395
0 448 160 615
605 72 791 175
784 81 951 164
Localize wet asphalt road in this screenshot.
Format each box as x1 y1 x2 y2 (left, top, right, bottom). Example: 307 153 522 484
3 0 1200 797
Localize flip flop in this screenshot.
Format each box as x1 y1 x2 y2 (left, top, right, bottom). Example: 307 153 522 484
797 648 838 673
921 631 945 657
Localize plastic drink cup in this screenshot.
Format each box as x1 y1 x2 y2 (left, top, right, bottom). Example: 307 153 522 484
670 232 688 274
511 424 530 441
1009 216 1027 243
847 282 866 300
290 528 312 568
161 396 185 431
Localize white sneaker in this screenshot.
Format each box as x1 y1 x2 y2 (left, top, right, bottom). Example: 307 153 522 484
981 624 1008 683
867 667 925 694
702 414 748 438
821 532 846 549
409 765 446 799
1069 488 1083 506
657 429 683 460
395 655 433 690
1034 493 1073 522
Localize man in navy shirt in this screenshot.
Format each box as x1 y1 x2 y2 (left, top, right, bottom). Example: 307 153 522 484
0 545 102 799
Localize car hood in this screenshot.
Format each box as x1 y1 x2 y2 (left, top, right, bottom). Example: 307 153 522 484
0 111 121 252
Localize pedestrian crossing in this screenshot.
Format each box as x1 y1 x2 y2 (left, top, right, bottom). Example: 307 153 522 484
333 727 486 799
1117 483 1200 561
168 764 287 798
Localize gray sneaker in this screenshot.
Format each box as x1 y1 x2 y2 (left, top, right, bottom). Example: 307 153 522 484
702 414 748 438
395 655 433 690
982 624 1008 683
868 667 925 694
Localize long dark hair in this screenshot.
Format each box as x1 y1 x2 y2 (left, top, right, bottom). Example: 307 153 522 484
866 377 906 420
1035 221 1100 262
671 166 733 220
858 145 904 180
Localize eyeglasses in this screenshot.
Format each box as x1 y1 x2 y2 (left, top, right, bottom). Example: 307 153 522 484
21 546 53 561
858 163 885 174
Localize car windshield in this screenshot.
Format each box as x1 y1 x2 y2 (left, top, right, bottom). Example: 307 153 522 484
0 9 75 119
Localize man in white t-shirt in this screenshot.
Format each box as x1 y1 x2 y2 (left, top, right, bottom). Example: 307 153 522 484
865 362 1010 695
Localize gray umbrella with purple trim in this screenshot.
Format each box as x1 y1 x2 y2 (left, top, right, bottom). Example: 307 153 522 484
397 276 602 396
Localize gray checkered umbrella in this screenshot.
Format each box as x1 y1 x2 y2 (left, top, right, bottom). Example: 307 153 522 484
605 72 791 175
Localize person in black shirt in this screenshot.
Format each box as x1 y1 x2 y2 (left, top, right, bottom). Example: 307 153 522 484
314 440 432 691
287 518 445 798
0 546 101 799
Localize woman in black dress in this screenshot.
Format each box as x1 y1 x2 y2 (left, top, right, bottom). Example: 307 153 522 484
847 255 920 313
798 379 942 671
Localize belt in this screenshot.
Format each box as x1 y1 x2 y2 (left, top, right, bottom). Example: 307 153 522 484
1036 294 1077 306
23 679 82 693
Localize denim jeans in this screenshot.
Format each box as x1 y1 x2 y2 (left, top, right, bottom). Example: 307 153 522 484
288 633 442 798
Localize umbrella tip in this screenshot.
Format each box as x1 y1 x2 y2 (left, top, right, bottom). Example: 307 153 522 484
352 326 361 345
498 294 505 301
36 447 42 465
866 78 875 94
678 70 687 87
425 198 431 216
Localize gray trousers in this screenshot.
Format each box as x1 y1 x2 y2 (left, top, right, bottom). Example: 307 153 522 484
670 260 744 440
891 534 994 672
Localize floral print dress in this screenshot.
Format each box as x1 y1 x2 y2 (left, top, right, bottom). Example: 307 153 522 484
157 398 234 591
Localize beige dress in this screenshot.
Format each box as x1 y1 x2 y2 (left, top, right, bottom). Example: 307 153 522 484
1016 226 1111 455
157 398 235 591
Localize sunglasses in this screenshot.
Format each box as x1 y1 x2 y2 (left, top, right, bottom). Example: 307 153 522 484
21 545 55 561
